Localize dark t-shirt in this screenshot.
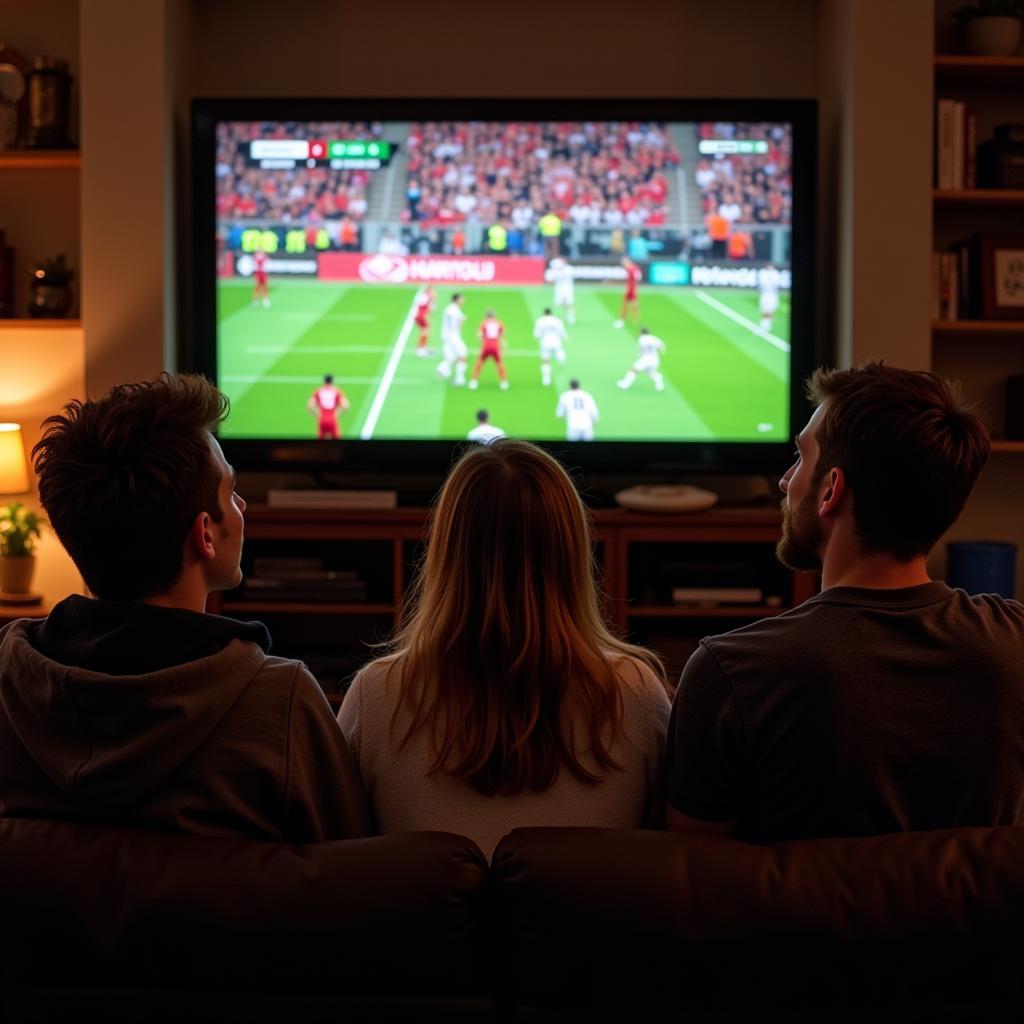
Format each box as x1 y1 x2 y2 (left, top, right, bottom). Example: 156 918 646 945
666 583 1024 843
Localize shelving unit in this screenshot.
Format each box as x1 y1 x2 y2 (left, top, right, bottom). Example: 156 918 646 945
932 49 1024 458
206 505 812 697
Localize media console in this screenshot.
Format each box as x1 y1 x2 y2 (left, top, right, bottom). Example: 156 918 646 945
206 505 817 704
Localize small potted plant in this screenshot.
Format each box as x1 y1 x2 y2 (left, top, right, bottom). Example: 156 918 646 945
27 252 75 318
954 0 1024 56
0 502 46 596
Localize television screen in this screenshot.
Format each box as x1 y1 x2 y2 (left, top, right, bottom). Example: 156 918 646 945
192 99 814 468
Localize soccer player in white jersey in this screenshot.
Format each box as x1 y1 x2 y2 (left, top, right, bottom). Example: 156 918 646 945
550 257 576 325
759 262 782 332
466 409 506 444
617 326 666 391
437 292 468 386
556 378 600 442
533 306 568 387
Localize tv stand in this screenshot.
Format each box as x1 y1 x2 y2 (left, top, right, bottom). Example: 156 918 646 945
208 505 816 705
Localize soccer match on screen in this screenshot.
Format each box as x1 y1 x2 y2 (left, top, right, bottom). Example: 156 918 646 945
214 119 793 443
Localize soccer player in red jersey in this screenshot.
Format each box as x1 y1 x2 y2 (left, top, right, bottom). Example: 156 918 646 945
252 250 270 309
414 286 436 357
307 374 350 439
614 257 641 328
468 310 510 391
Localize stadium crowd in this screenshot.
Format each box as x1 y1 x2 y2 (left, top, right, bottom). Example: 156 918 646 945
403 122 681 230
694 122 792 226
215 121 384 225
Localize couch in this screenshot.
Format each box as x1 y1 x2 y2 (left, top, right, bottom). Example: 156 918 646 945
2 818 1023 1021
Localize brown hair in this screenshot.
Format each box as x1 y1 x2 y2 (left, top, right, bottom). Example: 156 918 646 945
33 373 229 599
807 362 990 558
386 439 666 797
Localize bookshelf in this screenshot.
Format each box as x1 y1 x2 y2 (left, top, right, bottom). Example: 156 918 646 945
932 46 1024 455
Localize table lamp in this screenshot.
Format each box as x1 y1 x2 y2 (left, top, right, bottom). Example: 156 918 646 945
0 423 42 606
0 423 29 495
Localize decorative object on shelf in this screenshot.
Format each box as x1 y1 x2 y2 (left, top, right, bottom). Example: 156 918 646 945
614 484 719 513
23 56 73 150
954 0 1024 56
946 539 1018 598
0 43 29 151
0 227 13 318
27 253 74 318
977 234 1024 318
977 123 1024 187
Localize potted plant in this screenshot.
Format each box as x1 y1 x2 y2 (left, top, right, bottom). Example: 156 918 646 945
0 502 46 595
27 252 75 318
954 0 1024 56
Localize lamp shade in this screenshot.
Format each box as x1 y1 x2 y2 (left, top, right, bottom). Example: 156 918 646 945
0 424 29 494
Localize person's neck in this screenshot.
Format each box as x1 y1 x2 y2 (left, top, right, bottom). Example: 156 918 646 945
140 572 210 615
820 535 932 592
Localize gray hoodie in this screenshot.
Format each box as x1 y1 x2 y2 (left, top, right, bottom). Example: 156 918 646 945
0 596 368 842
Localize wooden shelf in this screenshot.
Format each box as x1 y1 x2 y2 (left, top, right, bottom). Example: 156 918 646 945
991 440 1024 453
934 189 1024 205
0 150 80 171
0 319 81 330
220 601 395 616
0 603 49 621
935 54 1024 83
626 604 789 619
932 320 1024 334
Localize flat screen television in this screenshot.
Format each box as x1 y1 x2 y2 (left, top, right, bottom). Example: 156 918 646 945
190 98 816 476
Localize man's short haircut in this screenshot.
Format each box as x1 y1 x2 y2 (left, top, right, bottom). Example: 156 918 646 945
324 374 333 384
807 362 990 559
570 378 580 389
33 373 230 600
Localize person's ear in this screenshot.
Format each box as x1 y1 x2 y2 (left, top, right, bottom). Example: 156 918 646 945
187 510 218 563
818 467 846 518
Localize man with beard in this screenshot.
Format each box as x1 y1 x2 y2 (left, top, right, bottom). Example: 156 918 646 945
663 362 1024 843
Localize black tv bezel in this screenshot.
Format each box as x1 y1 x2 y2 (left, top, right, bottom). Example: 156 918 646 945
189 96 816 477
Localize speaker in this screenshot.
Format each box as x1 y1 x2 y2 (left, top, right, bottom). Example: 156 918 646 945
1007 374 1024 441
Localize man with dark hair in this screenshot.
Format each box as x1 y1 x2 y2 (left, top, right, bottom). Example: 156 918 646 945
666 361 1024 842
0 373 368 842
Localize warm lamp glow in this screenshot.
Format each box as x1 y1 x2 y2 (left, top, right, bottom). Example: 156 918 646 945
0 424 30 495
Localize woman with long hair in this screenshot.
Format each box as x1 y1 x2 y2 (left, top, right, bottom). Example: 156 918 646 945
338 439 670 857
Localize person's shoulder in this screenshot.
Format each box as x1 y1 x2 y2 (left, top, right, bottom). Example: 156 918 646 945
698 602 821 678
608 651 672 711
951 590 1024 633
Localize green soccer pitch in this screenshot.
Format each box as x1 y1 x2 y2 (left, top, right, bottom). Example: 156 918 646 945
217 279 791 442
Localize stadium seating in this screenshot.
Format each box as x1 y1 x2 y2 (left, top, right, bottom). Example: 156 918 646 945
405 121 679 229
2 818 1023 1020
694 121 793 227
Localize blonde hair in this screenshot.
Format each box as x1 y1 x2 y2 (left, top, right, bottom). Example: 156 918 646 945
385 439 666 796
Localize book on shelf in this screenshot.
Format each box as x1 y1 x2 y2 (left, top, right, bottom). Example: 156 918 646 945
266 489 398 509
935 99 974 190
241 576 370 602
671 586 765 606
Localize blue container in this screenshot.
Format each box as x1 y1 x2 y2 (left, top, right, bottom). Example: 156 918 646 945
946 541 1018 598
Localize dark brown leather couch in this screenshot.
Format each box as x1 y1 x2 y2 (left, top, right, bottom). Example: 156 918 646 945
2 818 1023 1021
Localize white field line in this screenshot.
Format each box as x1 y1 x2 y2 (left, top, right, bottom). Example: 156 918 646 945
360 290 423 439
222 375 429 387
693 290 791 353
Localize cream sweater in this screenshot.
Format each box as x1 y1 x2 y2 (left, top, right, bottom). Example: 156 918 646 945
337 654 671 859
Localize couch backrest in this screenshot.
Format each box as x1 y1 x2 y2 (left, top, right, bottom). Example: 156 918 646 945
0 818 487 996
490 826 1024 1010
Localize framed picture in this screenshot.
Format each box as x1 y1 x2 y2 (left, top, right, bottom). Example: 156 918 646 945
978 235 1024 320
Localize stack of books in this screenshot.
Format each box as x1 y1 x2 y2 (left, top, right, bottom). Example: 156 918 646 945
936 99 977 190
242 556 368 603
